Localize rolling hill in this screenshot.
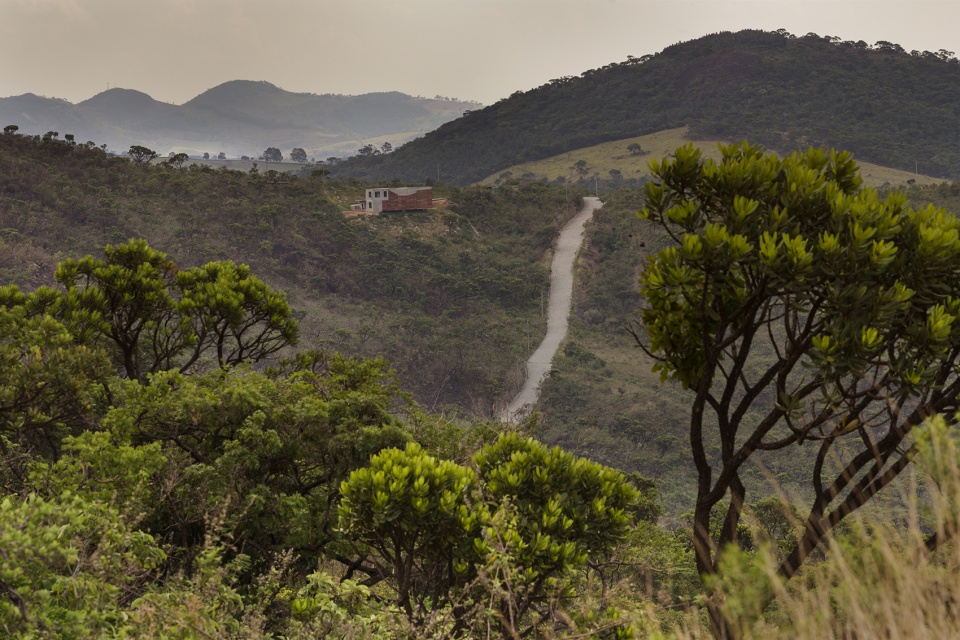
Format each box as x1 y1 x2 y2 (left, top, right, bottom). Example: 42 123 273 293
480 126 944 190
333 29 960 185
0 81 480 159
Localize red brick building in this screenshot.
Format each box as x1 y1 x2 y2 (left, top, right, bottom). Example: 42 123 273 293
361 186 433 213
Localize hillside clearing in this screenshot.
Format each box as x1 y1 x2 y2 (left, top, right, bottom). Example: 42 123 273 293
480 126 943 190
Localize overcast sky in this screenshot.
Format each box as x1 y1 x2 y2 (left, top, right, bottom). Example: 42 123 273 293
2 0 958 106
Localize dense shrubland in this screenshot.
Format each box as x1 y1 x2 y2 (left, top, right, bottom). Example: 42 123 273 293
6 241 960 639
0 130 584 414
6 129 960 638
0 241 680 637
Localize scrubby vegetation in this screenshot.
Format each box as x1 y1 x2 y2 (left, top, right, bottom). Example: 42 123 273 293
6 120 960 639
0 130 584 415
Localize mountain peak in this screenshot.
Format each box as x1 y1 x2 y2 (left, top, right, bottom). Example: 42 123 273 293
79 88 158 107
185 80 285 107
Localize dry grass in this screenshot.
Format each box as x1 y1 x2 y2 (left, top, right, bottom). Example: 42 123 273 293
481 126 942 190
656 415 960 640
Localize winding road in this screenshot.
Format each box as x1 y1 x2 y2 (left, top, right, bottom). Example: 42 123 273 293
499 196 603 424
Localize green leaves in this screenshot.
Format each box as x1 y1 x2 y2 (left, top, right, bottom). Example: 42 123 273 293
639 142 960 388
175 260 299 369
338 433 640 619
46 240 299 380
0 305 110 462
0 491 167 637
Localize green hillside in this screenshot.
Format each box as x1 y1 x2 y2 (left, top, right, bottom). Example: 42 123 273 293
480 126 944 190
334 29 960 185
0 130 581 414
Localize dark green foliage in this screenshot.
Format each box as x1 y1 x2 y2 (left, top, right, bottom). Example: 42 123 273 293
336 29 960 185
115 360 411 577
127 145 158 165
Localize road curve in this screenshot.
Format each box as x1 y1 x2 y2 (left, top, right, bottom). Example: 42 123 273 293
499 196 603 423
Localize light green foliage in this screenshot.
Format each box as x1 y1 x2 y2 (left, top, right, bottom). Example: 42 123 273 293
52 239 298 380
116 544 261 639
28 431 165 518
0 306 110 468
467 435 640 637
339 442 477 615
0 492 166 637
474 433 640 576
638 141 960 633
640 142 960 393
288 570 405 637
55 239 189 380
340 433 641 633
175 260 298 370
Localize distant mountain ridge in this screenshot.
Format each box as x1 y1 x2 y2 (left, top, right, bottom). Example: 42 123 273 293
333 29 960 185
0 80 481 159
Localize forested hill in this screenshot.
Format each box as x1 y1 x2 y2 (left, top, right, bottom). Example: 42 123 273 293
0 130 583 415
334 29 960 185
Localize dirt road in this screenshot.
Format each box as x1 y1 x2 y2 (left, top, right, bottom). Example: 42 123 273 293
499 196 603 423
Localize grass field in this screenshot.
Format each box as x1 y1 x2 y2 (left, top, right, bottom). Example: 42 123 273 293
481 127 943 190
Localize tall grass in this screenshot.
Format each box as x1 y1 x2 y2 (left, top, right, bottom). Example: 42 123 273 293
663 414 960 640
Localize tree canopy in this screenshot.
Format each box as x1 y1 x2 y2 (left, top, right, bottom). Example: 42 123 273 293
4 240 298 382
262 147 283 163
637 141 960 636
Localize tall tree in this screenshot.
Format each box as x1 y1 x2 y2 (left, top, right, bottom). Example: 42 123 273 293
263 147 283 163
127 145 158 165
637 142 960 637
573 159 589 179
290 147 307 163
166 152 189 169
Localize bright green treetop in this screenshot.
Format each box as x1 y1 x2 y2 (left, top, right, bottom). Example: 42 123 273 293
48 239 298 380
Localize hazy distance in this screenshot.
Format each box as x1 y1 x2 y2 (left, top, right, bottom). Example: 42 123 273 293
3 0 960 107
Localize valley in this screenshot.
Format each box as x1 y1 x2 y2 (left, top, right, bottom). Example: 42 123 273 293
5 25 960 640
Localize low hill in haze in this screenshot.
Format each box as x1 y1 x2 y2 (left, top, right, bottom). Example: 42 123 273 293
334 29 960 185
0 81 480 159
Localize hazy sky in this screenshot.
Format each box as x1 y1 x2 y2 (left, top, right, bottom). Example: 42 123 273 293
2 0 959 105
